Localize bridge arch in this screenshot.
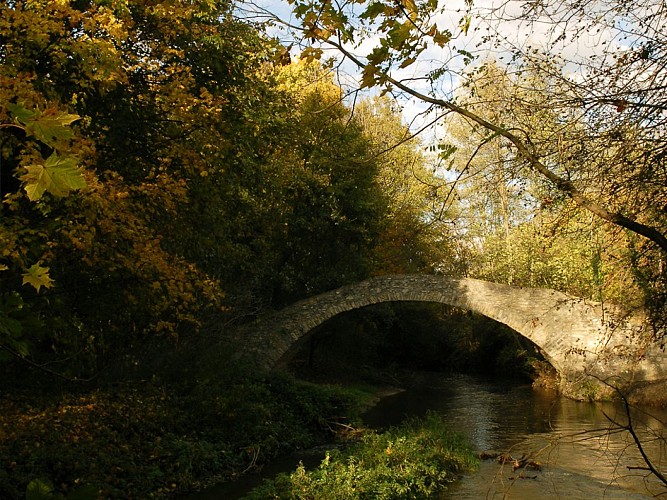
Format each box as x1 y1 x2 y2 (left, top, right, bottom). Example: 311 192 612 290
245 276 606 373
230 274 666 402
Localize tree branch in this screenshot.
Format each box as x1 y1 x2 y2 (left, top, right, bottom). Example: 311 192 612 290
0 344 97 383
593 375 667 488
322 37 667 254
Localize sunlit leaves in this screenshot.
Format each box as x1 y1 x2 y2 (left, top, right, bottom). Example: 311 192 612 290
431 30 451 47
7 103 80 147
351 97 453 274
459 14 471 36
360 2 390 21
361 64 380 89
288 0 456 77
25 478 54 500
436 143 457 161
20 152 86 201
246 414 478 499
21 263 54 293
300 46 323 62
443 62 660 304
5 102 86 200
401 0 419 20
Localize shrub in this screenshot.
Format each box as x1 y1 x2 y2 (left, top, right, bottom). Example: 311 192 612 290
244 412 478 499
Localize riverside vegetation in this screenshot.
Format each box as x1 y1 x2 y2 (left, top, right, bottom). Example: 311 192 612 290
1 306 529 499
2 373 375 498
243 413 479 499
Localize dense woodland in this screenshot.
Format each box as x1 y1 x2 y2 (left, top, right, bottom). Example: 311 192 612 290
0 0 455 380
0 0 665 497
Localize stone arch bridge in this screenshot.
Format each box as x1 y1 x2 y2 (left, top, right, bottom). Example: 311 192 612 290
236 275 666 401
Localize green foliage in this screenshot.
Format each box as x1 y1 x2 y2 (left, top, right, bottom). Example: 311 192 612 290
25 479 54 500
244 412 478 499
21 263 54 292
20 152 86 201
6 103 79 146
3 101 86 202
25 478 97 500
181 60 430 308
445 63 654 307
352 97 457 274
0 293 29 358
0 374 364 498
0 291 44 362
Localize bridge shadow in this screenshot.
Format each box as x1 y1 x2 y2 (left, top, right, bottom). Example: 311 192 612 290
244 275 574 373
280 301 552 386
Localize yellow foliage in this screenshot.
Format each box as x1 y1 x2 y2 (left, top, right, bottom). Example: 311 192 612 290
50 174 225 337
275 59 342 107
21 263 54 293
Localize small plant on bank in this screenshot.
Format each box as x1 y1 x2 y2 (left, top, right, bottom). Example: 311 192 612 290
244 412 479 499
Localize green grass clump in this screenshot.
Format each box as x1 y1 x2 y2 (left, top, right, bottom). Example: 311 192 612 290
244 412 479 499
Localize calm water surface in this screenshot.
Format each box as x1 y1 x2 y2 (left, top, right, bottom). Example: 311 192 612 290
194 373 667 499
364 373 667 499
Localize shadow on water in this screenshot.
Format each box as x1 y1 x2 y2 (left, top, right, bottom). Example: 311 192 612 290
191 372 667 499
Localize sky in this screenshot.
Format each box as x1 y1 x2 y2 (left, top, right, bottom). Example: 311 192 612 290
237 0 655 136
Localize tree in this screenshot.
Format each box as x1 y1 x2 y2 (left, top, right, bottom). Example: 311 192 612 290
189 60 454 309
352 96 457 274
442 62 645 304
244 0 666 338
248 0 666 253
257 60 390 305
0 0 269 375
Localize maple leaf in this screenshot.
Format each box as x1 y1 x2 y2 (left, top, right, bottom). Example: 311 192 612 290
20 152 87 201
28 108 80 145
432 30 452 47
22 263 54 293
7 102 80 147
361 64 379 89
6 102 37 124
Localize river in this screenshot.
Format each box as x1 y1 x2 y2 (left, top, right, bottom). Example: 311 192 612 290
194 373 667 499
364 373 667 499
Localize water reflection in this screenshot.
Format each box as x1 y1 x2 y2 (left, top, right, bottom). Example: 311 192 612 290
363 373 667 499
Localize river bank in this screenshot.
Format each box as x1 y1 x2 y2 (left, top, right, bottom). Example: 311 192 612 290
364 372 667 499
4 368 665 499
0 373 377 499
204 372 667 499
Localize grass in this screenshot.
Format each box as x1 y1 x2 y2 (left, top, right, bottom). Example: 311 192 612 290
243 412 479 499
